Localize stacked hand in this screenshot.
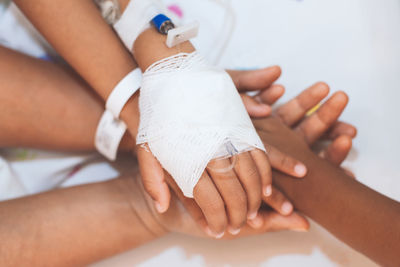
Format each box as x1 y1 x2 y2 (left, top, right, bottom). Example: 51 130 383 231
137 66 313 238
134 67 356 239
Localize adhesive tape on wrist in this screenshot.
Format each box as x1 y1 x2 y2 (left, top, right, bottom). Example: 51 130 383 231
136 52 266 197
95 110 127 161
106 68 142 119
113 0 166 50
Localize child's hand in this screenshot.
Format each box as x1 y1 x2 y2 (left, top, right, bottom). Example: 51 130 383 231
137 66 308 237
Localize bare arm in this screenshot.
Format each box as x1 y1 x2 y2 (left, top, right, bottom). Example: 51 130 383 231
255 117 400 267
13 0 140 135
0 176 166 267
276 156 400 267
0 45 134 151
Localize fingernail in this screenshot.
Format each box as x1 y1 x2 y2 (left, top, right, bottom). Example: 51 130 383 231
294 164 307 177
227 226 241 235
281 202 293 215
155 201 167 213
214 231 225 239
205 227 214 238
264 185 272 197
247 211 258 220
205 227 224 239
248 215 263 229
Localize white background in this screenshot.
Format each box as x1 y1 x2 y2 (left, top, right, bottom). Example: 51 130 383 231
93 0 400 266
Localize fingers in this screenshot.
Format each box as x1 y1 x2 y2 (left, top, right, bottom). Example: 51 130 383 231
257 210 309 232
137 145 170 213
296 91 349 145
207 159 248 235
233 152 263 220
193 172 227 238
250 149 272 197
262 185 294 216
255 84 285 105
267 145 307 178
326 121 357 140
227 66 282 92
222 211 309 239
164 174 209 232
319 135 353 166
241 94 271 118
276 82 330 126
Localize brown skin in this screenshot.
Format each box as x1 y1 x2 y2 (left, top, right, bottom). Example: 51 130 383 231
257 118 400 267
0 43 364 266
0 43 302 238
2 74 390 266
0 53 364 266
13 0 311 237
3 44 395 265
3 1 399 265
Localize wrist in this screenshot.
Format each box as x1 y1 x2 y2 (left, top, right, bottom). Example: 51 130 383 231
118 92 140 148
273 151 339 212
133 27 195 70
118 27 196 154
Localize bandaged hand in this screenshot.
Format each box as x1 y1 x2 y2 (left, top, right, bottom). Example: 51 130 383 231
137 54 307 238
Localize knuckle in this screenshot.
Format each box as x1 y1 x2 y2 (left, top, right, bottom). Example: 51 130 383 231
247 165 260 180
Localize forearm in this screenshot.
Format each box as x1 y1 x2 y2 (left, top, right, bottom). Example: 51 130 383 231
14 0 140 134
0 177 166 267
0 46 133 151
274 151 400 266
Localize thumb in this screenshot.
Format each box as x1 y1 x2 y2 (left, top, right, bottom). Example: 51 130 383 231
137 145 171 213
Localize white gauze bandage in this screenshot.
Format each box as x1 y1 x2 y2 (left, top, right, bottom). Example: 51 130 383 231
137 52 266 197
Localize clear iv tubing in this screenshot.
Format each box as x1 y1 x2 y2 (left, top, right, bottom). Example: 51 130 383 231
207 0 236 65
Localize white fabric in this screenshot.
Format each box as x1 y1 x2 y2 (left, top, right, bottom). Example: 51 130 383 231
95 110 127 161
113 0 166 50
106 68 142 118
136 52 265 197
94 0 121 25
0 157 26 201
